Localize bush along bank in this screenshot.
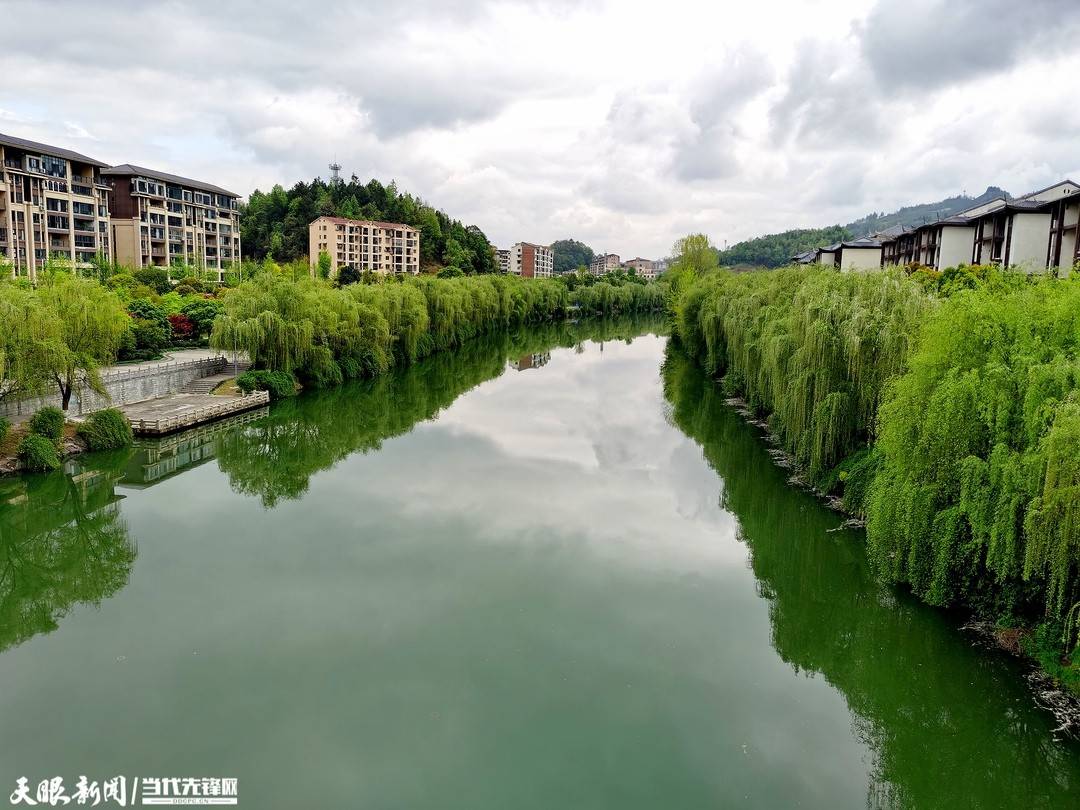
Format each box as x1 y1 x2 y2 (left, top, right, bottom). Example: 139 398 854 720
668 262 1080 698
210 271 667 391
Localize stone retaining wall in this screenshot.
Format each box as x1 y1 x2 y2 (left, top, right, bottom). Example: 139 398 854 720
0 357 227 419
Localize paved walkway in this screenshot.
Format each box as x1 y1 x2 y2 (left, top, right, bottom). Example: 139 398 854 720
103 349 249 376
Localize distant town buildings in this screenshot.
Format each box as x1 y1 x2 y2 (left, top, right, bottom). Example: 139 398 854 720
623 257 658 280
505 242 554 278
510 352 551 371
589 253 620 275
799 179 1080 274
0 133 112 281
309 216 420 276
495 248 511 274
105 164 241 281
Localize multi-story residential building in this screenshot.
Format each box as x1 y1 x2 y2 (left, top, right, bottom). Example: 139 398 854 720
510 352 551 371
0 132 112 280
506 242 554 278
624 257 659 280
589 253 620 275
879 179 1080 273
495 248 511 274
309 216 420 275
104 164 241 280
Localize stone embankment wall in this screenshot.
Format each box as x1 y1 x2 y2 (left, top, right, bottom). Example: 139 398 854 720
0 357 227 419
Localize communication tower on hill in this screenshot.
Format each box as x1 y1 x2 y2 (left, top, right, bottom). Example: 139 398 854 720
329 160 342 184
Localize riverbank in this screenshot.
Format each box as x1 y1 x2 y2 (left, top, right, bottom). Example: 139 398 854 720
665 259 1080 708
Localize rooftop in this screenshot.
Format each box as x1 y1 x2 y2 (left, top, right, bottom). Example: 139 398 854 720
312 215 417 231
103 163 240 198
0 131 108 168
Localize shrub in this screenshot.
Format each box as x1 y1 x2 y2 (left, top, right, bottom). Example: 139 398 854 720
168 313 196 342
18 434 61 472
77 408 134 451
237 370 297 400
133 266 171 294
0 417 9 447
29 406 65 443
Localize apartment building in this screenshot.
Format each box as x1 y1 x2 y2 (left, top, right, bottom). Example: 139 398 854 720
104 164 241 281
624 257 659 280
879 179 1080 272
309 216 420 275
507 242 554 278
495 248 511 274
589 253 620 275
0 132 112 281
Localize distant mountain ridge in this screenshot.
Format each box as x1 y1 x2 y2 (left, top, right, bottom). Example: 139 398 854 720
718 186 1011 268
844 186 1009 237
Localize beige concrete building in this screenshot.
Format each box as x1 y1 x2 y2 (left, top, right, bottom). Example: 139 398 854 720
495 248 511 275
104 164 241 281
589 253 620 275
309 216 420 276
0 132 112 281
814 238 882 271
624 257 659 280
506 242 553 278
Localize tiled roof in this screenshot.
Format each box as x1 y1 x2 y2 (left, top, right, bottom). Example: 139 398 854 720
0 131 108 168
103 163 239 198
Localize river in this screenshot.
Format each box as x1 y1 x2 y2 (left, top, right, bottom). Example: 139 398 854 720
1 317 1077 808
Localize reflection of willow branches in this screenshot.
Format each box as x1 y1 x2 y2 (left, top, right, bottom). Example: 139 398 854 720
661 345 1079 808
0 453 137 654
217 315 668 508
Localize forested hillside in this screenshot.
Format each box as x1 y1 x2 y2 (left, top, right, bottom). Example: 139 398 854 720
717 226 850 268
240 177 496 275
551 238 595 274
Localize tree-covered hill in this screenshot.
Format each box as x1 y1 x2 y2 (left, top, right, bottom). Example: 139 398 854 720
717 226 851 268
551 238 595 274
846 186 1008 237
240 177 496 274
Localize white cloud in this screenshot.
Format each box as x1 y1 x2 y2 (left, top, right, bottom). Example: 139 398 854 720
2 0 1079 256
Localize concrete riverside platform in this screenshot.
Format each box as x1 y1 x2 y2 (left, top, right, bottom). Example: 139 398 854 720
119 390 270 435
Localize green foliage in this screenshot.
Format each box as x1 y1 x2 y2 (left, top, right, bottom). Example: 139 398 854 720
133 266 171 294
316 250 332 280
76 408 133 451
718 226 851 268
211 273 577 386
236 370 297 400
867 279 1080 633
240 178 496 274
336 264 362 286
34 275 131 409
0 283 63 404
180 298 223 338
551 239 595 275
29 406 65 443
17 434 61 472
0 417 9 445
437 266 465 279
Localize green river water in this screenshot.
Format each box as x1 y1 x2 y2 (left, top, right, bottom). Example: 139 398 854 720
1 317 1078 808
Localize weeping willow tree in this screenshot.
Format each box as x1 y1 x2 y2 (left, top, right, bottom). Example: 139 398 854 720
867 279 1080 642
0 284 65 405
672 265 929 485
212 271 586 387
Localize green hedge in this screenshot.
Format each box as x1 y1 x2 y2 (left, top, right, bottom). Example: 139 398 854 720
28 406 65 443
237 370 297 401
18 434 60 472
77 408 134 451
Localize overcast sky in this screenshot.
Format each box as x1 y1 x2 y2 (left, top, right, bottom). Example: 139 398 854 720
2 0 1079 258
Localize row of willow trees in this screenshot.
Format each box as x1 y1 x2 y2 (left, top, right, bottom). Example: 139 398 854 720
666 252 1080 676
210 272 667 389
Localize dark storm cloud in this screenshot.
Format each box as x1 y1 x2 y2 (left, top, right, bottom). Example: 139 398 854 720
861 0 1080 91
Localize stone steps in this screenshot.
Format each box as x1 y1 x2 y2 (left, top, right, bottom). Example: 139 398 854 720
180 363 250 394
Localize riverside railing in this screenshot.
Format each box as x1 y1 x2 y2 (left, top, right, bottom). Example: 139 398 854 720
128 390 270 436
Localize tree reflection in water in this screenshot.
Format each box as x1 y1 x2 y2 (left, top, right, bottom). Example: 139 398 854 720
0 452 137 654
